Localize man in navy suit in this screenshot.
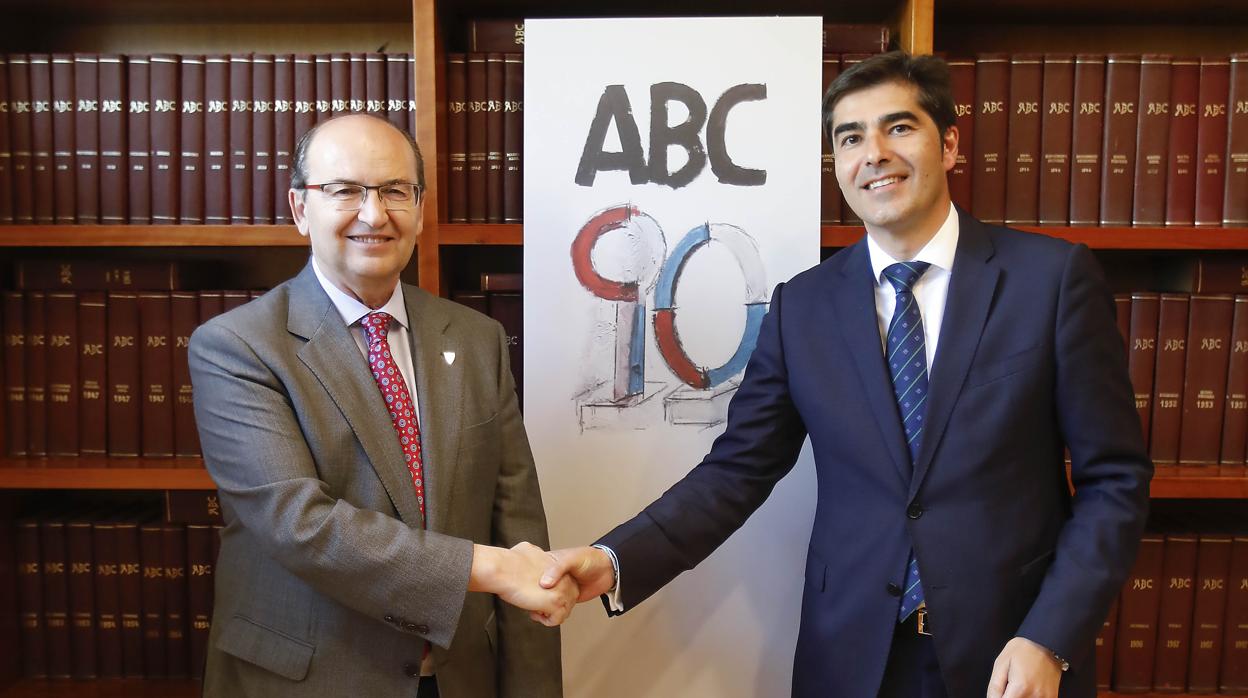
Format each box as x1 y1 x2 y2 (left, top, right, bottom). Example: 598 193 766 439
539 51 1152 697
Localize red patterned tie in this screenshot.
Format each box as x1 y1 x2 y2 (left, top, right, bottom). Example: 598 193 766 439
361 312 425 520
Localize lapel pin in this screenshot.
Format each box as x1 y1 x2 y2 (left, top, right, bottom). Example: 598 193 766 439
443 351 456 365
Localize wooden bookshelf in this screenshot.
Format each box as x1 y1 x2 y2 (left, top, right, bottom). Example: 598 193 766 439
0 226 308 247
0 459 214 489
0 679 201 697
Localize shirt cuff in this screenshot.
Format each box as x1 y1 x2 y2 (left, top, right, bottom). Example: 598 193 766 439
591 544 625 613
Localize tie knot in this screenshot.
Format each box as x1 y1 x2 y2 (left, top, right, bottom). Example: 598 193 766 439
883 261 931 295
362 312 394 344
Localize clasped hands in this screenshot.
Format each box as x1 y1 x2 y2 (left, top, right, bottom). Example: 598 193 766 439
470 543 614 627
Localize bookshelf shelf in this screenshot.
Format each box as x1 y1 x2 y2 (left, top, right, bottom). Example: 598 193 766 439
0 226 308 247
0 460 214 490
1149 475 1248 499
440 223 523 245
0 678 202 697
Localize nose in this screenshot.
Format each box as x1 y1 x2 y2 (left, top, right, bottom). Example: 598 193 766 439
356 187 389 227
862 130 892 167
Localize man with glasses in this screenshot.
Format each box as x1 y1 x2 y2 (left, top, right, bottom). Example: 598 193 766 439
190 113 569 698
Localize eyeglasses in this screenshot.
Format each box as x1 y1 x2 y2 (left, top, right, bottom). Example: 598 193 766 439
302 182 424 211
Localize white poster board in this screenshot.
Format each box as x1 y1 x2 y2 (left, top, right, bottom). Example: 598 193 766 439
524 17 822 696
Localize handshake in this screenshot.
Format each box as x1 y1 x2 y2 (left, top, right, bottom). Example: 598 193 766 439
469 542 615 627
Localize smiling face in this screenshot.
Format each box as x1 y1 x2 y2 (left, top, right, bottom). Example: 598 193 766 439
830 80 958 247
290 114 424 308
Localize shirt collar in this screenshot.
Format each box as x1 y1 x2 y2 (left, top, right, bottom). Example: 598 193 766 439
865 202 959 286
311 256 409 331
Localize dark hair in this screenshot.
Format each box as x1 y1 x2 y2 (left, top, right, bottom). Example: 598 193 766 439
289 113 426 193
822 51 957 144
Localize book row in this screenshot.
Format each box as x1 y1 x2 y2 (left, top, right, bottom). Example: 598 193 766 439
14 509 221 680
0 52 418 226
1099 527 1248 693
824 53 1248 228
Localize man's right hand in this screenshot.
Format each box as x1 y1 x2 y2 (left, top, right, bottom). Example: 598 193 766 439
539 546 616 603
469 542 579 626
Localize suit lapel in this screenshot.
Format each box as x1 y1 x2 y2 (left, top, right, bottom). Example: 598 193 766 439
829 241 913 486
402 284 464 533
909 211 1000 497
287 264 424 526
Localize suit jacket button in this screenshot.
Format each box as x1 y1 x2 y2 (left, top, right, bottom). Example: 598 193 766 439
403 622 418 632
403 662 420 678
907 505 923 519
887 582 902 597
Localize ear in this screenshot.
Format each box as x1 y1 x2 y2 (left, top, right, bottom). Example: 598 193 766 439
289 188 310 237
940 125 959 173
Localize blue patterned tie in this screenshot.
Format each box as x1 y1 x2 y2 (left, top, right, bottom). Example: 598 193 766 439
883 261 931 623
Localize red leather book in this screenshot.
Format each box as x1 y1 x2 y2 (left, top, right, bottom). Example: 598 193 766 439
273 54 294 224
840 54 869 224
115 517 144 677
106 292 140 457
1177 294 1234 474
78 291 106 456
9 54 35 224
50 54 76 224
229 55 252 224
293 54 316 142
222 290 249 312
466 18 526 52
16 259 180 291
0 55 13 223
1221 296 1248 469
3 291 26 457
67 518 97 678
1131 55 1172 226
40 518 71 679
73 53 99 223
365 53 385 121
948 58 976 212
1150 294 1189 471
1225 53 1248 226
178 55 205 225
1186 534 1232 692
165 491 223 525
1070 55 1107 226
29 54 55 224
1112 533 1165 693
92 519 122 678
198 290 224 322
1219 535 1248 692
1195 57 1230 227
127 56 152 224
820 54 841 224
1164 58 1200 226
251 55 275 225
1095 595 1118 690
16 518 45 677
314 54 332 124
482 272 524 406
446 53 468 222
139 521 166 677
405 52 416 138
348 52 365 114
1152 533 1198 692
1038 54 1074 225
162 524 189 678
97 55 126 224
331 52 349 117
186 524 215 679
503 53 523 223
822 23 890 54
486 52 505 223
1005 54 1043 225
1100 55 1141 226
139 292 173 457
45 291 80 457
171 292 198 457
25 291 47 457
385 53 406 132
466 53 488 223
971 54 1009 224
149 54 180 225
204 56 229 224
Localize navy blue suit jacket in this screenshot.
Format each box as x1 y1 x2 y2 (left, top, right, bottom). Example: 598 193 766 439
597 209 1152 697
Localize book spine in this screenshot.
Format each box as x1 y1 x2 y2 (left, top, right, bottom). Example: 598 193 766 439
466 53 487 223
25 291 47 457
198 291 224 322
1038 54 1074 225
251 55 274 225
1219 536 1248 692
1176 294 1234 472
1070 55 1107 226
97 55 126 224
386 53 407 132
10 55 35 223
293 54 316 145
820 54 842 224
16 520 46 677
466 18 527 52
92 521 122 678
971 54 1009 224
503 53 523 224
73 53 99 223
1225 54 1248 226
314 54 331 124
78 291 107 456
1188 533 1233 692
171 292 199 457
139 522 166 677
1194 57 1230 226
45 291 80 456
365 53 386 122
3 291 27 456
1131 55 1172 226
1164 58 1200 226
348 52 365 114
41 520 71 679
1004 54 1043 225
67 519 97 678
186 524 215 680
50 54 76 223
948 58 976 213
162 524 189 678
1100 54 1141 226
485 53 505 223
229 55 252 224
1221 297 1248 468
149 54 180 225
273 54 295 225
1152 533 1198 692
16 259 180 291
179 55 205 224
139 292 174 457
127 56 151 224
1112 534 1165 693
115 519 145 677
446 53 468 223
29 54 54 224
1150 294 1190 470
106 292 140 457
330 53 349 117
0 55 12 223
203 56 229 224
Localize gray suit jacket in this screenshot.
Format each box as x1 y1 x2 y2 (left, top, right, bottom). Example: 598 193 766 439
189 262 561 697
